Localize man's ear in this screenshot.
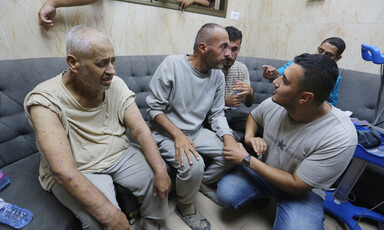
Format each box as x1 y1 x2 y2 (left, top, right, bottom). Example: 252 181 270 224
298 92 314 104
198 42 208 54
334 55 342 63
66 54 80 73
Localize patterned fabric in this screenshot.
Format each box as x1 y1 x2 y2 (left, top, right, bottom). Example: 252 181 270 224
224 61 250 97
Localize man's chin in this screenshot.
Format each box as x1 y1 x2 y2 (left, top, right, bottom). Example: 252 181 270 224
223 62 234 69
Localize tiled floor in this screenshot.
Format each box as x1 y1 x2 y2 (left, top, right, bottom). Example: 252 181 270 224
134 191 380 230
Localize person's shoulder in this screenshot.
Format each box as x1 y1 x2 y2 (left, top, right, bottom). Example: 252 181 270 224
34 73 62 92
329 106 357 140
160 55 188 67
233 60 247 68
164 54 186 62
254 97 278 112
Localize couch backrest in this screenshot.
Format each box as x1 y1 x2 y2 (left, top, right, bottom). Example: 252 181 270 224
337 69 382 123
0 57 68 168
237 56 288 106
0 55 381 168
114 55 168 121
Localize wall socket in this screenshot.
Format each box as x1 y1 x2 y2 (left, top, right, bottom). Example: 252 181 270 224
230 11 240 21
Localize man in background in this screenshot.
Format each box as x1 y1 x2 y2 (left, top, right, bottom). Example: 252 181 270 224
262 37 346 106
222 26 254 141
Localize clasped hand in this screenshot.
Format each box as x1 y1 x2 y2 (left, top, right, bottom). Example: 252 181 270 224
244 136 267 156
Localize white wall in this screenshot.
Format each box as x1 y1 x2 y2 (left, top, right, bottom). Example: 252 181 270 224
1 0 383 74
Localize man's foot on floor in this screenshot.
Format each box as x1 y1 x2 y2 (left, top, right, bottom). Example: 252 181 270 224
135 216 170 230
175 202 211 230
199 182 223 207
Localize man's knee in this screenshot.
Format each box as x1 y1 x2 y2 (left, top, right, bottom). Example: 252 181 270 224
274 199 324 230
274 214 324 230
216 177 241 209
177 158 205 180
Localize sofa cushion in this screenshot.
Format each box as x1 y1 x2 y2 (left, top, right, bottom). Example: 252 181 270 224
337 69 380 123
0 153 81 230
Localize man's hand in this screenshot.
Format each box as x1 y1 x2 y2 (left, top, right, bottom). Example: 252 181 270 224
102 209 130 230
223 143 248 164
174 133 200 166
38 1 57 31
244 136 267 156
152 170 171 199
177 0 194 10
262 65 278 80
225 91 242 107
176 0 209 10
232 81 253 97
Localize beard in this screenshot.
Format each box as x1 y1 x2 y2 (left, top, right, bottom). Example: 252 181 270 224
223 58 234 69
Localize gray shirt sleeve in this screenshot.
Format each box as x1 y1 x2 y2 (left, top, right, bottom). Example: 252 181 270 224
207 70 233 138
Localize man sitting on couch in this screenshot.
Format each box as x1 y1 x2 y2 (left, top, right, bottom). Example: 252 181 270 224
217 53 357 229
222 26 254 141
146 23 238 230
24 25 170 230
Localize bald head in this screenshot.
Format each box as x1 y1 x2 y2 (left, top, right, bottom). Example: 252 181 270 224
66 25 113 59
193 23 226 53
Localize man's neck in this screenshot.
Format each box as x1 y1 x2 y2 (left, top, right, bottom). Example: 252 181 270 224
62 71 105 108
287 102 332 123
222 67 229 75
188 54 209 74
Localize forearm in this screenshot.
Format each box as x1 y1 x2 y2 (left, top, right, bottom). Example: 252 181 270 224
53 169 120 223
154 113 184 138
133 125 168 174
248 157 312 194
45 0 98 8
193 0 210 7
244 91 254 107
223 134 238 147
30 106 121 225
244 114 258 142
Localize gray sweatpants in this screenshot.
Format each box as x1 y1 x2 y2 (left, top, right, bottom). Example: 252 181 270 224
153 127 233 204
51 145 169 230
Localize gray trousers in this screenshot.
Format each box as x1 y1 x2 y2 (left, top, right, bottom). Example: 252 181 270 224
153 127 233 204
52 145 169 230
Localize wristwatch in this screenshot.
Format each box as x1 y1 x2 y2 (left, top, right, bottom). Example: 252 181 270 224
241 154 252 167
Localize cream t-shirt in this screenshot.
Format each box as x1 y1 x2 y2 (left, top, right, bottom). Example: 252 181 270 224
24 73 135 191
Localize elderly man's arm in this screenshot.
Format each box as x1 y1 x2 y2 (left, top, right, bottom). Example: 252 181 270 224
29 105 129 229
123 103 171 199
38 0 98 31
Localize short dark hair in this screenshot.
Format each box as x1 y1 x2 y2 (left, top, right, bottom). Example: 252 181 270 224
294 53 339 106
321 37 346 57
225 26 242 43
193 23 222 52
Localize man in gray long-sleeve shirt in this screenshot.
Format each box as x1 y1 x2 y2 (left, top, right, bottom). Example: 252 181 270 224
146 23 238 230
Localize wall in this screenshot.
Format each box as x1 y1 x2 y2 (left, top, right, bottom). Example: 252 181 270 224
1 0 383 74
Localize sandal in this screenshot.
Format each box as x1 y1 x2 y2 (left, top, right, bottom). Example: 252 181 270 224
175 205 211 230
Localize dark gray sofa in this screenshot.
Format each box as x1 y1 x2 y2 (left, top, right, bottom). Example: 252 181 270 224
0 55 382 229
